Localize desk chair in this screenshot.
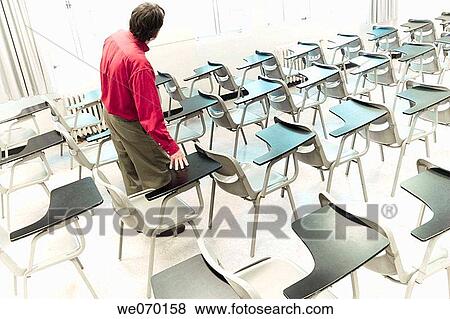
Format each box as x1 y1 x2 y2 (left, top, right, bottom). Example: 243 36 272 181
201 90 266 157
407 44 444 84
0 156 52 231
256 50 301 82
371 26 401 53
167 113 207 151
196 142 299 257
299 41 327 67
94 164 206 298
330 34 365 82
208 61 249 96
260 75 336 138
157 71 192 112
196 238 336 299
408 19 436 43
55 124 118 180
364 160 450 298
361 52 398 104
284 193 389 299
353 97 432 196
294 124 369 201
0 178 102 298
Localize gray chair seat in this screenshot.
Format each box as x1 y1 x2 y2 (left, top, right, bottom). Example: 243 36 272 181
241 162 287 193
83 141 118 166
65 113 101 130
321 139 358 162
125 195 196 233
0 127 37 147
168 124 202 144
229 108 266 126
0 159 49 192
151 254 239 299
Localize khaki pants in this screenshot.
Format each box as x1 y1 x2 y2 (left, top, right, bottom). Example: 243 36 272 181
104 110 171 195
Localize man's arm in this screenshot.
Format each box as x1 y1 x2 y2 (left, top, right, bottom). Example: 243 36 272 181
130 68 179 155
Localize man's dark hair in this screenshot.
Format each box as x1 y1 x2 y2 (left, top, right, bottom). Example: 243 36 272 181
129 3 165 43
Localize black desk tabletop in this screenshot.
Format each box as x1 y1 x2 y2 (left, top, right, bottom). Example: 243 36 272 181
368 26 398 41
436 35 450 45
145 152 222 202
349 54 390 75
185 64 223 81
10 177 103 242
237 52 273 70
156 73 172 87
401 20 431 32
0 130 64 166
397 85 450 115
285 43 318 60
253 119 316 166
436 13 450 22
165 94 218 122
234 79 282 105
86 129 111 143
401 167 450 242
0 98 48 125
327 35 359 50
329 99 387 138
284 204 389 299
296 65 339 90
392 43 434 62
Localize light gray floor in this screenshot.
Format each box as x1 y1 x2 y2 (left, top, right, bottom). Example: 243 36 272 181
0 72 449 299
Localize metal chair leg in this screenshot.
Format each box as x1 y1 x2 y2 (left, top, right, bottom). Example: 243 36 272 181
447 267 450 298
424 136 430 157
357 159 368 202
240 128 248 145
351 271 360 299
23 277 28 299
208 180 216 229
41 183 51 197
118 221 124 260
417 203 426 227
381 86 386 104
209 121 215 150
1 194 4 219
250 198 261 258
405 272 419 299
60 143 64 157
13 275 17 296
72 258 98 298
78 166 82 180
285 185 299 220
6 194 10 231
146 235 157 298
317 105 328 139
345 134 357 176
379 145 385 162
281 157 290 198
391 144 407 197
326 164 337 194
319 169 325 182
233 129 240 158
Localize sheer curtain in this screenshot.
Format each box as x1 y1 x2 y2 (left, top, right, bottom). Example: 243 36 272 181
371 0 398 24
0 0 50 102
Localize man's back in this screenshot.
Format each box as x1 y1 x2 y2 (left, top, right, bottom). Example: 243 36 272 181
100 30 153 121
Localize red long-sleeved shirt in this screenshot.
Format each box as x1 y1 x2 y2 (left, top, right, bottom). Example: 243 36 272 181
100 30 179 155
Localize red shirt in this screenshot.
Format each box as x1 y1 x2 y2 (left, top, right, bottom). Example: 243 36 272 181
100 30 179 155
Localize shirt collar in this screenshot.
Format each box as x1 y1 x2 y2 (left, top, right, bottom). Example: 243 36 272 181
129 31 150 52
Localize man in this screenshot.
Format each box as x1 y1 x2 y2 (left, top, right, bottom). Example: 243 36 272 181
100 3 188 197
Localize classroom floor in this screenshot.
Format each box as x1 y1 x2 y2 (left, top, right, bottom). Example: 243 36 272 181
0 71 449 299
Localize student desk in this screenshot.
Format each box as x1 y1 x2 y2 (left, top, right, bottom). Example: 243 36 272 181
184 64 223 97
436 12 450 30
236 51 274 97
285 43 319 62
367 26 398 51
156 73 172 87
436 35 450 46
296 64 339 91
402 167 450 242
0 130 64 167
392 43 434 83
349 54 390 95
0 96 48 126
253 118 316 166
284 203 389 299
235 78 281 106
327 34 360 64
10 177 103 241
164 94 218 123
329 99 387 201
397 84 450 116
401 20 432 39
145 152 221 202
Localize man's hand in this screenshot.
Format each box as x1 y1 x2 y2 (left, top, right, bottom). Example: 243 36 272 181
169 149 189 171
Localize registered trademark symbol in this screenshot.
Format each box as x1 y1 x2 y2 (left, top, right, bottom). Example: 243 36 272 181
381 204 398 219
